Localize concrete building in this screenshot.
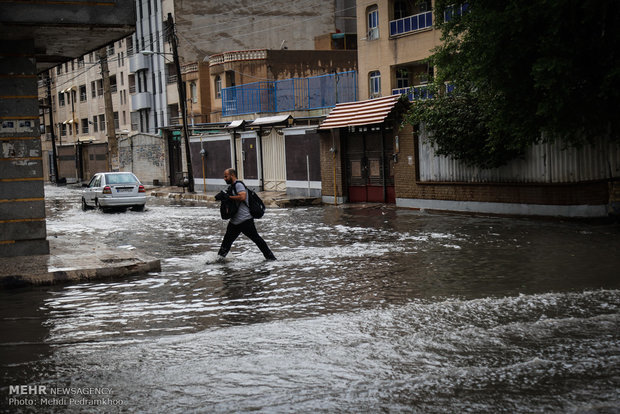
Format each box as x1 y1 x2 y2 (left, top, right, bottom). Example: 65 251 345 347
39 40 135 183
356 0 438 100
316 0 620 218
173 0 357 62
0 0 135 257
182 48 357 197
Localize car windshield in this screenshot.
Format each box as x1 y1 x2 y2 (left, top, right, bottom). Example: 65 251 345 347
106 173 138 185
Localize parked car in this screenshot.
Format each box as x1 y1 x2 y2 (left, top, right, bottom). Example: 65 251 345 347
82 172 147 211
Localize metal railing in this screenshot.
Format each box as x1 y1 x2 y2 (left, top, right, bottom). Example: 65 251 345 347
222 71 357 116
393 85 433 100
390 11 433 36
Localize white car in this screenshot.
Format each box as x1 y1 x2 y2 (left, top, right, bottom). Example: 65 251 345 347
82 172 147 211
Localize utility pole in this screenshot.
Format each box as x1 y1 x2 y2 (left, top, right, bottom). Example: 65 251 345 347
46 75 59 183
167 12 194 192
99 47 118 172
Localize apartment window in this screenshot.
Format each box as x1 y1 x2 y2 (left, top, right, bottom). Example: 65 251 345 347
60 123 66 136
444 3 469 22
81 118 89 134
79 85 87 102
97 80 104 96
99 114 105 132
74 122 79 135
215 76 222 99
58 92 65 107
56 66 62 75
113 112 119 130
107 44 115 57
110 75 117 93
369 71 381 98
367 5 379 40
128 74 136 93
190 82 198 104
77 56 85 68
92 116 98 132
122 111 127 125
91 81 96 98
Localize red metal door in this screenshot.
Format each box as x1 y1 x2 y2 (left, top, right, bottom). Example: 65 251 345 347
345 129 395 203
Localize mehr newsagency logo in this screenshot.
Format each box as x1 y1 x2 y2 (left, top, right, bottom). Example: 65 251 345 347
7 385 124 407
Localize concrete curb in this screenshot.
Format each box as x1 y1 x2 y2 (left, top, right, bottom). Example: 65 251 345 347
0 245 161 288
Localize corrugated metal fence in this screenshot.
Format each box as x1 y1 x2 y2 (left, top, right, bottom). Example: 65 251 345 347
418 127 620 183
222 71 357 117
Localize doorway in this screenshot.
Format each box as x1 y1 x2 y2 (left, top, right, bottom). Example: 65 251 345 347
345 128 395 203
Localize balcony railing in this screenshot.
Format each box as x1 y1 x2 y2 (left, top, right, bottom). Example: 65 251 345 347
390 11 433 36
222 71 357 117
181 63 198 74
393 85 433 100
209 49 268 66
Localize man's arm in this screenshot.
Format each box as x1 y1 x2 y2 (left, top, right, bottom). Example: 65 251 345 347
229 191 246 202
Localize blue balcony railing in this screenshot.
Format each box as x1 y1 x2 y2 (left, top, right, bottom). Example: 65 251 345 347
393 85 433 100
389 11 433 36
222 71 357 117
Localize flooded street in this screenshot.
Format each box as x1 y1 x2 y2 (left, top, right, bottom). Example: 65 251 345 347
1 185 619 413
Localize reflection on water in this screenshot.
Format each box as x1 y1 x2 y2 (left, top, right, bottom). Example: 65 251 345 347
0 186 619 412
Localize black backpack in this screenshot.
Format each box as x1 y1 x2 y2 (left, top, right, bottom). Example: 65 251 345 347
235 181 266 219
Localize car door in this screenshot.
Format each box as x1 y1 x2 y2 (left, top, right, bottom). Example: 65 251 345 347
85 174 101 204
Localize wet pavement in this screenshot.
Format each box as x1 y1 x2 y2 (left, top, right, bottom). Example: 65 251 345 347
1 185 619 413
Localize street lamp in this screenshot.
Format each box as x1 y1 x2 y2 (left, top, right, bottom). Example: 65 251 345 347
140 42 194 192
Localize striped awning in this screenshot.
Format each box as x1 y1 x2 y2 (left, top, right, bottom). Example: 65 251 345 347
318 95 403 130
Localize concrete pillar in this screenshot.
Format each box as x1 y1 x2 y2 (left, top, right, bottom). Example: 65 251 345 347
0 39 49 257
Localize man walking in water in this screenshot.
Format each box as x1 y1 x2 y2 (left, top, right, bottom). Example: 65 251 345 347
214 168 276 261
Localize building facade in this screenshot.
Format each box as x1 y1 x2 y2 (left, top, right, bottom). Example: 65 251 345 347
317 0 620 218
40 40 134 183
356 0 439 100
181 48 358 196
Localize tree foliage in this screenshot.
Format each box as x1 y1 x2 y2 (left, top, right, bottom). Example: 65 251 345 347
406 0 620 168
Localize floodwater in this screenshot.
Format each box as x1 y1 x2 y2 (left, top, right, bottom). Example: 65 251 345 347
1 185 619 413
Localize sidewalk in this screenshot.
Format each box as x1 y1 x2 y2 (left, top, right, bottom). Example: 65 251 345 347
0 237 160 288
147 186 323 208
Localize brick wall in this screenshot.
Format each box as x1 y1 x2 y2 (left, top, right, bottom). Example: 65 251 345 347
393 124 609 206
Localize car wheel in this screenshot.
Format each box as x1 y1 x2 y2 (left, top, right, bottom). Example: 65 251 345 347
132 204 145 212
81 197 92 211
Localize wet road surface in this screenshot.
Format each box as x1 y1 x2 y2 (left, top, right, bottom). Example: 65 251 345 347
1 185 619 412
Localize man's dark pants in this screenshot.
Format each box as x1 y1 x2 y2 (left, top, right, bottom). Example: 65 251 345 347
218 219 275 259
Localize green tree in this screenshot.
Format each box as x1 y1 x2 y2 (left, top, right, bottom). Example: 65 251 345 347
406 0 620 168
